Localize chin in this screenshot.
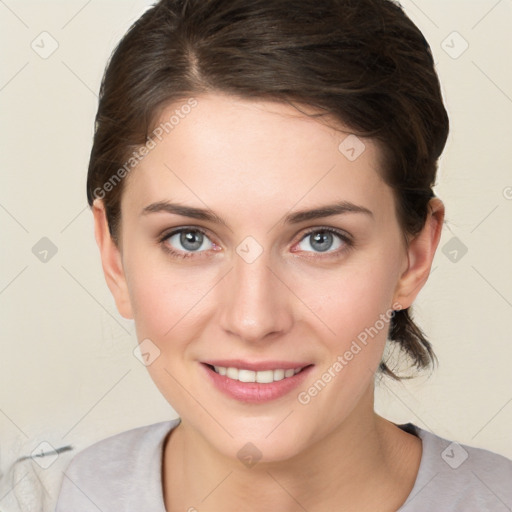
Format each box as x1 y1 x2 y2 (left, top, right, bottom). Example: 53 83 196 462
209 414 319 465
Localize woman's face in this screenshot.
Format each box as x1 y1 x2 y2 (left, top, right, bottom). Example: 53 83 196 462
112 93 411 462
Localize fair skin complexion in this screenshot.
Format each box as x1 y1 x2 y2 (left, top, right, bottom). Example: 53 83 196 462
93 93 444 511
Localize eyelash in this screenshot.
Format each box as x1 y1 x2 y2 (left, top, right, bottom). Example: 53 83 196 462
158 226 354 260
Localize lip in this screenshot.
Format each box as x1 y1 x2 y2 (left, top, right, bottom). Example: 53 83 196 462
200 361 314 403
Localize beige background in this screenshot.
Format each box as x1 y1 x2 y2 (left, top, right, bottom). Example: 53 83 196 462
1 0 511 500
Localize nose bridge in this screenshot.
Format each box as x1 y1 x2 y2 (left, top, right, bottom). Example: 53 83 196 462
218 246 293 342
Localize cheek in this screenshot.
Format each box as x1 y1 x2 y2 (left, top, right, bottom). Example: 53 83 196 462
293 264 400 415
125 252 218 344
125 262 216 400
305 258 400 346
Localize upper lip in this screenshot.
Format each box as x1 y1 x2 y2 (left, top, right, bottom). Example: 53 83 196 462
202 359 312 371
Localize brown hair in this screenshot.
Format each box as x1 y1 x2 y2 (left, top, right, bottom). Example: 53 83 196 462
86 0 449 379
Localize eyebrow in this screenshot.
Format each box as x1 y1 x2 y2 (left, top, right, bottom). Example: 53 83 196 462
141 200 373 226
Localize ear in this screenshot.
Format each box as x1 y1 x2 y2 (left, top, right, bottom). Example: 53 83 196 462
92 199 134 319
392 197 445 309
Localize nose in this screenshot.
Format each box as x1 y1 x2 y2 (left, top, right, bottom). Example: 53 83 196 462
218 249 294 344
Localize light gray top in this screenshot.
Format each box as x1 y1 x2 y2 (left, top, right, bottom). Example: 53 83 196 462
55 419 512 511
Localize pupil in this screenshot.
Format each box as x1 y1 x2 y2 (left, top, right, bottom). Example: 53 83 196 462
181 231 202 251
312 231 332 252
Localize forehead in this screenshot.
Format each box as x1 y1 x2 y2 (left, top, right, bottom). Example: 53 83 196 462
121 93 394 225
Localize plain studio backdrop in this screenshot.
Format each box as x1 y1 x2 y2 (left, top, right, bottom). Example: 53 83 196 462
1 0 511 497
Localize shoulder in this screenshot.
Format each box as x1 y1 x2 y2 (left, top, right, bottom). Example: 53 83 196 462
55 418 180 512
399 424 512 512
60 419 176 476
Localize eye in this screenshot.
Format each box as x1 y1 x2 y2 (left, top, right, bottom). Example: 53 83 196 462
159 226 352 260
295 227 351 255
161 228 215 258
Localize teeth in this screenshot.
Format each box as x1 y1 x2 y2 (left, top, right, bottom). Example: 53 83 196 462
238 369 256 383
256 370 274 383
212 365 304 383
273 369 285 381
226 367 238 379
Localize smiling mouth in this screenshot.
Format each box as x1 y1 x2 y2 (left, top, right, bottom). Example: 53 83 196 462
205 364 308 384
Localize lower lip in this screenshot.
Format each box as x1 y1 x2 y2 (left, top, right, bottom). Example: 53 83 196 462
201 363 313 403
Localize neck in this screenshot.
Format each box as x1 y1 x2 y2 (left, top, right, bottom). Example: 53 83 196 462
162 387 421 512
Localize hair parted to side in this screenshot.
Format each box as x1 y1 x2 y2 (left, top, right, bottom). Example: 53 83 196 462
86 0 449 379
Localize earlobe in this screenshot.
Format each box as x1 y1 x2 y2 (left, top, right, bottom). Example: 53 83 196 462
392 197 445 309
92 199 134 319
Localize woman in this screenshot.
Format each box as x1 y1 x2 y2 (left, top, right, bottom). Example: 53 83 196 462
56 0 512 510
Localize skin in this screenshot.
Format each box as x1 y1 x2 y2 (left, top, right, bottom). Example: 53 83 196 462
93 92 444 511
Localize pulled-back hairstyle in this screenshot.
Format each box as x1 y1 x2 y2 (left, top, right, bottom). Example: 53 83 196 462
86 0 449 379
